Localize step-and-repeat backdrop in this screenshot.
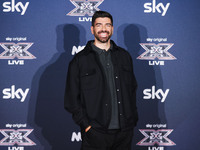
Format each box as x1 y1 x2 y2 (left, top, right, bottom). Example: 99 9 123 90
0 0 200 150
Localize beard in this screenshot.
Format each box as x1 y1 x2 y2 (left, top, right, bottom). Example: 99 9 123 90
94 30 112 43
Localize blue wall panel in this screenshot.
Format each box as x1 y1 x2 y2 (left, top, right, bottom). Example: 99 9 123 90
0 0 200 150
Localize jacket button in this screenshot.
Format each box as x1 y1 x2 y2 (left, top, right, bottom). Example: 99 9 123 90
115 76 118 79
120 114 122 116
105 104 108 106
118 101 121 104
116 89 120 92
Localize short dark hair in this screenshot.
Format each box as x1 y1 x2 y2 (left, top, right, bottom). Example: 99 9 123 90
92 11 113 26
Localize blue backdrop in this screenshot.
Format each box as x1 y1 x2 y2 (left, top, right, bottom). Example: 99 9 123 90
0 0 200 150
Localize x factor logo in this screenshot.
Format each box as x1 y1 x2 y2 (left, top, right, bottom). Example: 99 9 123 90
137 129 176 146
0 43 36 59
0 129 36 146
137 43 176 60
67 0 104 16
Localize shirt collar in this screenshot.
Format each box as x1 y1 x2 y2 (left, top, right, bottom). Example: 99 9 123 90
91 42 113 55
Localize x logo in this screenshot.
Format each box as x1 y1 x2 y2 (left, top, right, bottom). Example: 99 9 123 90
137 129 176 146
67 0 104 16
0 129 36 146
0 43 36 59
137 43 176 60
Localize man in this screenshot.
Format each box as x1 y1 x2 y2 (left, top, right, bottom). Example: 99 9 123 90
65 11 138 150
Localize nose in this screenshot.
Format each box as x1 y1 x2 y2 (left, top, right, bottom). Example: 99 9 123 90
102 25 106 31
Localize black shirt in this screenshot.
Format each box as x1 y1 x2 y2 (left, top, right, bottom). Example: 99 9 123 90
91 42 120 129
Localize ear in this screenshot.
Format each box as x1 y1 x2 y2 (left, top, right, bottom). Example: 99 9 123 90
91 26 94 35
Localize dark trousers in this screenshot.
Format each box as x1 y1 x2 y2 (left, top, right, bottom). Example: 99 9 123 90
81 128 134 150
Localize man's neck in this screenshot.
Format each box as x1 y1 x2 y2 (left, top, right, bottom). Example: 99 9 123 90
93 39 111 51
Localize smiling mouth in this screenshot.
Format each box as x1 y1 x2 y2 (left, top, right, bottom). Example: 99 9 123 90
99 33 107 37
98 31 109 38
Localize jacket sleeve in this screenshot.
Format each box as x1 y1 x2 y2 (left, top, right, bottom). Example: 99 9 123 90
64 57 89 129
129 54 137 91
128 53 139 126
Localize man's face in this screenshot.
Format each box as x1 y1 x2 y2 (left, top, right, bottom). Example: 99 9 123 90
91 17 113 43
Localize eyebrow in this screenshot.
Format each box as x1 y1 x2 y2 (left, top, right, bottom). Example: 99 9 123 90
95 23 112 26
95 23 102 26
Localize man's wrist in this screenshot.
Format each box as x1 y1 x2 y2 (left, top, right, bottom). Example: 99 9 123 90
85 125 91 132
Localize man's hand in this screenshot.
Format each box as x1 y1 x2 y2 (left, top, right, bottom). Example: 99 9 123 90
85 125 92 132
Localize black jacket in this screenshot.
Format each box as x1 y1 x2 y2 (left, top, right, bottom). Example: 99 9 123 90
64 40 138 131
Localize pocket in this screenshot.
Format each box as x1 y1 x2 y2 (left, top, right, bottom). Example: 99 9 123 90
86 128 104 139
85 128 106 147
121 65 133 85
122 65 132 72
85 127 95 138
80 69 98 90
